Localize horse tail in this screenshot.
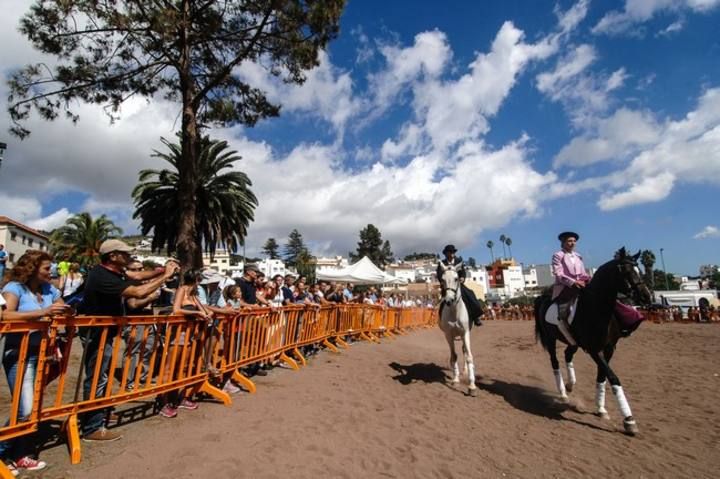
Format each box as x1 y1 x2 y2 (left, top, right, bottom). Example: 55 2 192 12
534 295 550 352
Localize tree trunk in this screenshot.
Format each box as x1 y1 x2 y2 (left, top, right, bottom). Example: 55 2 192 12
175 1 202 271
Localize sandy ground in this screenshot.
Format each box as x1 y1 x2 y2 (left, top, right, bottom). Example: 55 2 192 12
15 321 720 478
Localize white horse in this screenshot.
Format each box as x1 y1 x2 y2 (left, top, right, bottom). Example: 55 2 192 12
438 263 478 397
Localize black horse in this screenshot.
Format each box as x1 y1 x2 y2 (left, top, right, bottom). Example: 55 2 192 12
534 248 652 435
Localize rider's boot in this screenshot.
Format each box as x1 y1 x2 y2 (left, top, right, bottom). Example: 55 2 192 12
557 303 577 346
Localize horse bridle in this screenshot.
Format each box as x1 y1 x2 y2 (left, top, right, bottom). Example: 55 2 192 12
442 270 461 305
617 261 648 305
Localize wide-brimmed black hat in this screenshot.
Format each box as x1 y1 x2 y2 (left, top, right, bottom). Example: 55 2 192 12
558 231 579 241
442 244 458 254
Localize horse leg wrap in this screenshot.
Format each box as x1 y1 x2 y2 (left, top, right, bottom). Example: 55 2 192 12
612 385 633 419
566 362 576 388
595 381 607 415
553 369 567 398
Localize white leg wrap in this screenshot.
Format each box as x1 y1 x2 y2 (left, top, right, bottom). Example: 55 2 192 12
467 360 476 388
612 385 633 418
566 362 576 386
452 362 460 382
553 369 567 397
596 381 607 413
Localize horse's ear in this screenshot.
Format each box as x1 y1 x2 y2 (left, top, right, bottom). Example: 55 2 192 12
632 250 641 262
454 262 463 272
614 247 627 259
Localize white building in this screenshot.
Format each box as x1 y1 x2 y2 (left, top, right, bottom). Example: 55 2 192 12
202 250 243 276
0 216 50 267
315 256 348 275
502 265 526 297
386 263 416 283
257 258 287 278
522 267 538 288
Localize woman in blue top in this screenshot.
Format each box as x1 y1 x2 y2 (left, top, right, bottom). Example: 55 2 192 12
1 250 68 474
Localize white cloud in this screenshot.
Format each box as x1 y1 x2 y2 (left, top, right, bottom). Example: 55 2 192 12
598 171 676 210
556 87 720 209
556 0 591 34
223 135 556 256
593 0 720 35
235 50 363 136
693 225 720 239
658 19 686 35
536 46 629 127
554 108 661 167
0 194 71 231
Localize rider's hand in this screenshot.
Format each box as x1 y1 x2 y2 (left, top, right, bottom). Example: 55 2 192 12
574 280 586 288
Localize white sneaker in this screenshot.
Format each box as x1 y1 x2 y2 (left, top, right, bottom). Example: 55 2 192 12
222 380 241 394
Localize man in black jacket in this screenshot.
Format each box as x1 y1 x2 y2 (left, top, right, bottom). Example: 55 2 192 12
437 244 483 326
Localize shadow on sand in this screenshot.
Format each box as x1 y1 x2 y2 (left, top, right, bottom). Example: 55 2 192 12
475 377 611 432
388 362 448 385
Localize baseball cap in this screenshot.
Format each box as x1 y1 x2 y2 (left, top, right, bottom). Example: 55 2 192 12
99 239 134 255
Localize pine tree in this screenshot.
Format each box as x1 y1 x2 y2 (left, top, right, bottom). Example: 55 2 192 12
350 224 386 267
284 229 306 268
380 240 394 267
9 0 345 269
262 238 280 259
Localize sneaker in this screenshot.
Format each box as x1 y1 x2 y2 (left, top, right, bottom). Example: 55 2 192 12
83 427 123 442
5 462 19 477
178 398 198 410
158 404 178 418
222 380 241 394
14 457 47 472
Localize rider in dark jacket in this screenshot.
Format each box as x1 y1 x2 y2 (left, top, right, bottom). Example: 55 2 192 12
437 244 483 326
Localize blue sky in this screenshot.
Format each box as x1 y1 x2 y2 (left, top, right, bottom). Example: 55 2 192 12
1 0 719 275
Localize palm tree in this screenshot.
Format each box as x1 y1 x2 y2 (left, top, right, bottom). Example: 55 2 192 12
499 234 507 259
132 135 258 269
505 237 513 259
50 212 123 267
640 250 656 288
486 240 495 263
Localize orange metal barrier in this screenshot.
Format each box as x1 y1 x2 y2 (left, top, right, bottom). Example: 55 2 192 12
0 305 434 477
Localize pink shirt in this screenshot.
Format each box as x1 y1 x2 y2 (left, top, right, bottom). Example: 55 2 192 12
552 250 591 299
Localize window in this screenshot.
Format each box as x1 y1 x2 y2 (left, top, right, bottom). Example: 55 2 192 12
22 236 27 245
10 232 17 241
9 253 15 263
28 239 34 247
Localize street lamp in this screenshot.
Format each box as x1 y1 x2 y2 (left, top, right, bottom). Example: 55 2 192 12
659 248 670 290
0 142 6 170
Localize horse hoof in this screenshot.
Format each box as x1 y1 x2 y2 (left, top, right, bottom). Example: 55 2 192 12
596 410 610 420
451 378 460 384
623 418 639 436
468 388 478 397
566 383 574 393
559 394 569 403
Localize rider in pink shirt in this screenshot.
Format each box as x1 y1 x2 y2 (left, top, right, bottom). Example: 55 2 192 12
552 232 590 345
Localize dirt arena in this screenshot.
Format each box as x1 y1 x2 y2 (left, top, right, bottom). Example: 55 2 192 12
31 321 720 478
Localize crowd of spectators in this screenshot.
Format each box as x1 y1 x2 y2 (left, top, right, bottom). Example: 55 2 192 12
0 243 438 474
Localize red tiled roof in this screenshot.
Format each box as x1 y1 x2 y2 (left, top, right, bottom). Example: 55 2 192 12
0 216 49 241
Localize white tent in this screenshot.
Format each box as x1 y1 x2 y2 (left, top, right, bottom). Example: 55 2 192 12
317 256 407 285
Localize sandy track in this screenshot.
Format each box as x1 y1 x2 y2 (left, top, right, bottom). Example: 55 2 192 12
31 322 720 478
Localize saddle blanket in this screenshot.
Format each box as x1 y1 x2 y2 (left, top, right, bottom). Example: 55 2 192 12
544 299 577 326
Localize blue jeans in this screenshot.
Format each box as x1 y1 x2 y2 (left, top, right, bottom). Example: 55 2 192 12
122 325 156 388
0 348 38 460
79 331 115 435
